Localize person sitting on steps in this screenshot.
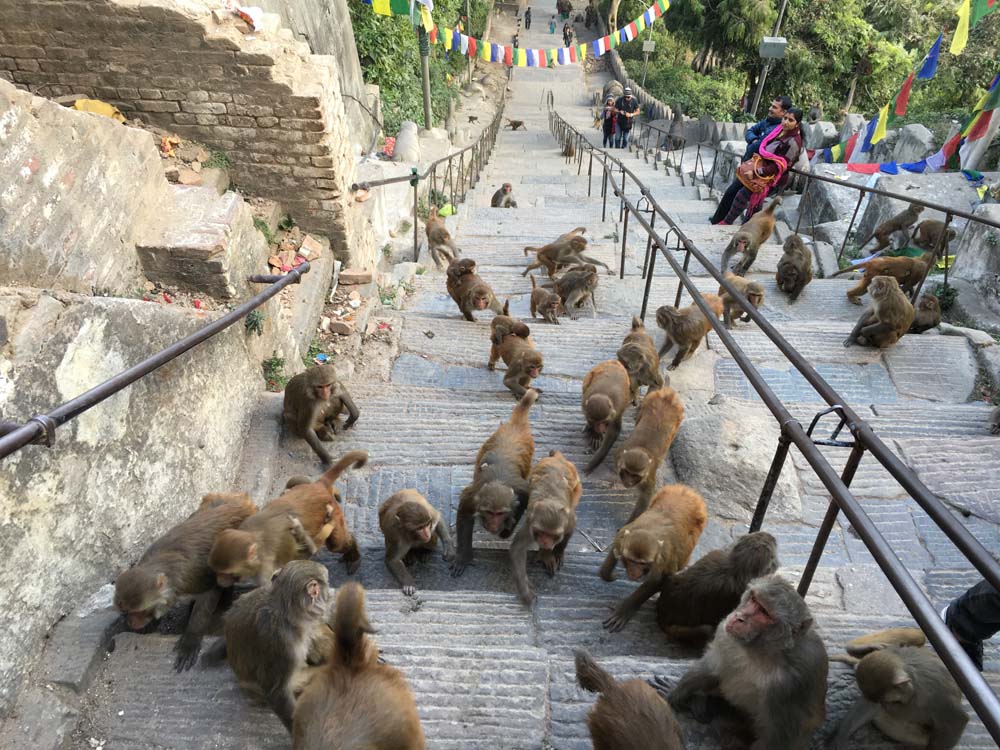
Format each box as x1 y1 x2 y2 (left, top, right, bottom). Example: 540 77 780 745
942 578 1000 671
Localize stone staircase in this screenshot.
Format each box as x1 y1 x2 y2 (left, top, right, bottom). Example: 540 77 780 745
41 35 1000 750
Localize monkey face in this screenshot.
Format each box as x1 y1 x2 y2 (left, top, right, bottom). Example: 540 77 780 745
616 449 649 487
314 383 332 401
473 293 490 310
622 556 651 581
503 184 512 193
533 525 562 550
411 522 434 543
115 569 170 630
869 276 899 299
476 483 517 534
275 560 331 618
918 294 939 312
856 651 916 704
724 592 775 642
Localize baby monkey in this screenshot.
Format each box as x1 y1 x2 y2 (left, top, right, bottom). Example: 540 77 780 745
718 272 765 328
378 489 454 596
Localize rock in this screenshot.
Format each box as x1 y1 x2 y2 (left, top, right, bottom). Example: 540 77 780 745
329 320 354 335
870 129 897 163
200 167 229 195
602 80 623 101
799 165 873 225
348 290 361 302
391 261 420 284
339 268 373 285
938 322 997 347
164 165 180 182
671 401 802 522
190 161 202 173
892 124 936 164
319 316 331 332
811 219 851 254
801 121 838 150
298 234 323 260
950 204 1000 298
392 121 420 163
177 168 203 186
840 114 866 142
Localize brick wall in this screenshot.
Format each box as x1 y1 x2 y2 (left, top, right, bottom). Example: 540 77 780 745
0 0 374 266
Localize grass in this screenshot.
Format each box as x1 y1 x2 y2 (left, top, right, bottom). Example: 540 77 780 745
933 284 958 311
262 354 288 392
245 309 265 337
303 340 326 367
381 243 393 258
202 151 232 170
379 286 398 306
253 217 275 245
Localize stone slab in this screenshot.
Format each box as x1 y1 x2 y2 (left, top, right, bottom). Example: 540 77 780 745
898 437 1000 523
714 358 900 404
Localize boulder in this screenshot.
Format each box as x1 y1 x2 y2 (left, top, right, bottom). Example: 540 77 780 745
870 129 898 163
840 114 866 142
892 124 936 164
798 164 873 225
801 121 838 150
949 203 1000 300
602 80 624 101
671 399 802 522
709 140 744 192
392 120 420 163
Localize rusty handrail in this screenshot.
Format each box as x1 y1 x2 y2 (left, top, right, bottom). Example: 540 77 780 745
0 263 312 460
551 108 1000 742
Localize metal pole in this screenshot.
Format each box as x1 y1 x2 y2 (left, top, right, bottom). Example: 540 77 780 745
413 178 420 262
587 152 594 196
749 433 793 532
466 0 473 86
748 0 789 117
639 236 658 321
417 27 433 129
839 191 866 261
620 208 630 280
642 211 656 279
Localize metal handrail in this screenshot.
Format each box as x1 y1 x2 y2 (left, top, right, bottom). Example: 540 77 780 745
0 263 313 460
549 108 1000 741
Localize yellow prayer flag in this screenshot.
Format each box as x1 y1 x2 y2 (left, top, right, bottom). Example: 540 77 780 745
577 43 587 61
372 0 391 14
951 0 971 55
480 39 491 60
516 48 527 66
420 5 433 31
871 103 890 144
443 27 453 50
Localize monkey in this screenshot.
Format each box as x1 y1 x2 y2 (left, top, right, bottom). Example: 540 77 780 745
599 483 708 632
614 386 685 520
830 250 936 304
424 206 460 269
489 301 544 398
114 492 256 671
209 450 368 583
284 475 314 489
522 232 611 277
574 650 685 750
843 276 915 348
446 257 504 321
452 389 537 576
546 265 600 316
201 560 333 730
842 627 926 659
468 115 479 123
718 272 765 329
655 532 779 644
491 182 518 208
378 489 455 596
909 292 941 333
807 102 822 123
858 203 925 254
655 294 724 370
282 364 360 465
616 316 664 405
562 140 576 158
991 405 1000 436
775 233 813 301
654 575 829 750
581 360 632 474
505 118 527 130
292 582 425 750
910 218 957 252
529 274 564 324
828 646 969 749
509 450 582 606
719 197 781 276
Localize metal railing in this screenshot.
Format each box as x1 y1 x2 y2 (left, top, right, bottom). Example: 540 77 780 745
0 264 313 460
349 83 509 263
549 108 1000 741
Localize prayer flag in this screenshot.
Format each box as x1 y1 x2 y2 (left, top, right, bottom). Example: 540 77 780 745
418 5 433 30
468 37 476 57
953 0 999 51
656 0 669 14
879 161 899 174
636 14 647 31
443 27 453 50
578 43 588 60
430 25 438 43
871 104 890 144
618 27 628 44
480 38 491 60
372 0 410 16
844 132 860 161
859 117 877 153
925 148 947 171
823 147 833 162
526 49 536 66
917 34 942 79
460 34 469 55
609 30 619 48
503 45 512 66
558 47 567 64
593 36 609 56
515 48 527 66
452 29 461 50
829 143 843 162
846 163 881 174
491 43 499 62
539 48 547 67
983 73 1000 111
894 73 915 116
900 159 927 173
568 45 577 62
644 9 654 25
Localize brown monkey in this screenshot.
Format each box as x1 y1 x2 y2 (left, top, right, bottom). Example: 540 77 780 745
529 274 564 324
843 627 926 658
546 265 600 315
656 532 779 644
378 489 455 596
562 140 577 158
616 316 664 405
489 302 544 398
830 250 935 304
858 204 924 253
202 560 333 730
719 197 781 276
829 646 968 749
843 276 914 348
718 272 765 329
991 405 1000 436
452 389 537 576
655 294 724 370
776 233 813 301
292 582 425 750
523 232 611 277
210 451 367 582
909 292 941 333
491 182 518 208
284 475 313 489
655 575 828 750
446 258 504 321
599 484 707 632
910 218 956 252
509 450 582 605
505 118 527 130
581 360 632 474
114 492 256 671
424 206 460 269
282 364 360 465
615 386 685 520
575 650 685 750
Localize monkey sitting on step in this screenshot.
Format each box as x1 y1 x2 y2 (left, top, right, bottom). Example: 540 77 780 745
909 292 940 333
491 182 518 208
282 365 360 465
858 204 924 254
843 276 914 348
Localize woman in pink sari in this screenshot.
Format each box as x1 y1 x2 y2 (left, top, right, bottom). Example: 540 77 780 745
720 107 803 225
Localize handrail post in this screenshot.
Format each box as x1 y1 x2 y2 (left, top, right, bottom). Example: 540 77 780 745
749 431 794 532
601 168 609 222
838 190 867 261
794 174 810 235
798 441 866 596
639 235 659 321
641 211 656 279
618 164 626 223
587 151 594 197
412 167 420 262
673 235 690 308
620 207 630 279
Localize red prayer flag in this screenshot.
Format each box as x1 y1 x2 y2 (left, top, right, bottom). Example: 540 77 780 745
628 21 639 37
429 25 438 44
941 132 962 159
652 1 663 17
965 110 992 141
568 45 577 62
843 132 860 161
468 37 476 57
503 45 513 66
538 49 547 67
846 163 881 174
894 73 915 117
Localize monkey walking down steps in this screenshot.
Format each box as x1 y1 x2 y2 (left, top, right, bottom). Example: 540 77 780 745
32 21 1000 750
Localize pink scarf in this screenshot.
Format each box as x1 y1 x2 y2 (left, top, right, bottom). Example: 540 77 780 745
746 124 793 214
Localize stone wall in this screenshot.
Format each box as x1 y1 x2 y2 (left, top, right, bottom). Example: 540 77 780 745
0 81 167 296
0 0 375 267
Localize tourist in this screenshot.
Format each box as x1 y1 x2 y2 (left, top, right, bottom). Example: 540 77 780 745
601 95 617 148
743 95 792 161
525 6 532 29
613 87 639 149
712 107 803 225
549 15 556 33
941 578 1000 671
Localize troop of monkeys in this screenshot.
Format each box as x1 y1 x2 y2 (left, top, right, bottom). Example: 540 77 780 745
108 207 981 747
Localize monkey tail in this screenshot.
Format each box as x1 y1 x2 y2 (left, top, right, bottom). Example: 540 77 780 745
317 450 369 489
524 246 540 256
332 581 376 671
510 388 539 425
764 197 782 214
574 650 616 694
829 261 868 278
631 315 643 330
530 275 537 290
